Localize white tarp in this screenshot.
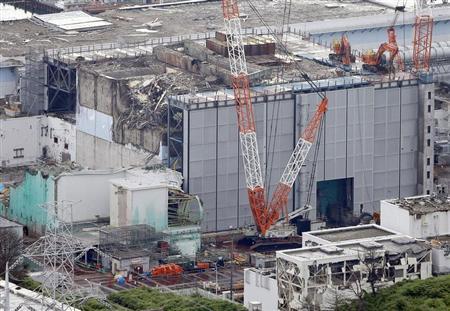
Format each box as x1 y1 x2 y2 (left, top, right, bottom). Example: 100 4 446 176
33 11 112 31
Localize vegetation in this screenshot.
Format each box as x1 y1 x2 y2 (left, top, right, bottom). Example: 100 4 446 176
0 229 24 277
107 287 247 311
339 274 450 311
18 276 41 292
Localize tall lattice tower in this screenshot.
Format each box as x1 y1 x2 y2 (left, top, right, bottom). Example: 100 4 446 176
413 0 433 72
13 201 109 310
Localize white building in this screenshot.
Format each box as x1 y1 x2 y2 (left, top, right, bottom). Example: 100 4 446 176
243 224 433 310
109 167 203 256
302 224 401 247
381 193 450 274
380 194 450 238
276 236 432 310
0 115 76 167
243 268 277 311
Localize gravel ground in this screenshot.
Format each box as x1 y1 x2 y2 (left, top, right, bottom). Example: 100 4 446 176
0 0 387 57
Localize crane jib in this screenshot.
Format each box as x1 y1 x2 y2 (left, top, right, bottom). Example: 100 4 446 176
221 0 328 236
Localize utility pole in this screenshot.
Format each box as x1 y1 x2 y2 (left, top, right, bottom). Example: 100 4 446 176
229 226 234 301
4 262 10 311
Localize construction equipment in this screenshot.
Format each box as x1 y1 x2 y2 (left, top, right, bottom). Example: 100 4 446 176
362 6 405 73
221 0 328 237
329 34 355 66
413 0 433 72
150 263 183 277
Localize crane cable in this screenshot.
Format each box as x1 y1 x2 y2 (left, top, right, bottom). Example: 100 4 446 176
265 0 292 198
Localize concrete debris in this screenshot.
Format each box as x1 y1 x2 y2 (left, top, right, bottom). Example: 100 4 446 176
144 18 163 29
136 28 158 33
119 74 179 131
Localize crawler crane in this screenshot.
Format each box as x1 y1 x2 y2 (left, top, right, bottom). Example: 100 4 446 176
221 0 328 237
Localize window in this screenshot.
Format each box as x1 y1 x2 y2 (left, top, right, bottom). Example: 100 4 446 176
428 105 431 113
13 148 24 159
428 92 432 100
427 158 431 166
427 139 431 147
64 143 69 150
54 137 58 143
427 171 431 179
427 126 431 133
427 190 430 195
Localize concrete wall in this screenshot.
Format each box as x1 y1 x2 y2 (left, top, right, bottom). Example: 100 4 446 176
0 116 76 167
77 68 161 154
55 169 126 223
0 171 54 235
380 199 450 238
0 116 41 167
44 116 76 162
243 269 278 311
110 183 168 231
418 82 435 195
432 247 450 274
76 131 151 169
181 81 422 232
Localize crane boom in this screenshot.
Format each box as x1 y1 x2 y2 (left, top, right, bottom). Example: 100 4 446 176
222 0 266 232
221 0 327 236
413 0 433 72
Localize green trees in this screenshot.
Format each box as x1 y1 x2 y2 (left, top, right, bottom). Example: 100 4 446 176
339 275 450 311
88 287 247 311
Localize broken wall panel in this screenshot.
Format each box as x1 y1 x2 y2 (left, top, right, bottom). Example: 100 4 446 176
77 105 113 142
77 66 163 156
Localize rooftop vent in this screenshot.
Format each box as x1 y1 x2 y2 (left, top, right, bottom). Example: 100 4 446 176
392 237 415 245
319 246 344 254
359 241 383 249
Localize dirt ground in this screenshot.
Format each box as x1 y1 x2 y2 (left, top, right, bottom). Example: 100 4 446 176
0 0 387 57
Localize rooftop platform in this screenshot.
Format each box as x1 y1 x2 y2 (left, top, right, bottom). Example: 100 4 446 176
384 194 450 215
279 235 430 264
308 224 400 243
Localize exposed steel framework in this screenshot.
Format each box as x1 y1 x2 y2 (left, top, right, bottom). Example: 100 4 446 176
221 0 327 236
413 0 433 72
413 15 433 72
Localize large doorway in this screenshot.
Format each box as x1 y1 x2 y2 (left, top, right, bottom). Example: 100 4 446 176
317 177 354 227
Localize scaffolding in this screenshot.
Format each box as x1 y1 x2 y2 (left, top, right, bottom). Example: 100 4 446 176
21 49 46 115
99 224 166 254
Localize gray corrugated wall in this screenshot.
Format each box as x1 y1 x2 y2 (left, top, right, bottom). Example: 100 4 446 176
185 83 420 232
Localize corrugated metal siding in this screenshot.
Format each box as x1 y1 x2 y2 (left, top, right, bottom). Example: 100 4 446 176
184 83 420 231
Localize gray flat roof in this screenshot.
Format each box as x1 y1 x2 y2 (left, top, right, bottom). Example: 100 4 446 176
0 217 23 229
310 225 398 243
386 195 450 215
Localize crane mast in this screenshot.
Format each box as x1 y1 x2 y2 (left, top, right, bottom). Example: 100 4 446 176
413 0 433 72
222 0 266 233
221 0 327 236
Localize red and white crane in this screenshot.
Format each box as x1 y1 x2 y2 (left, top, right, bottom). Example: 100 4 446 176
413 0 433 72
221 0 328 236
